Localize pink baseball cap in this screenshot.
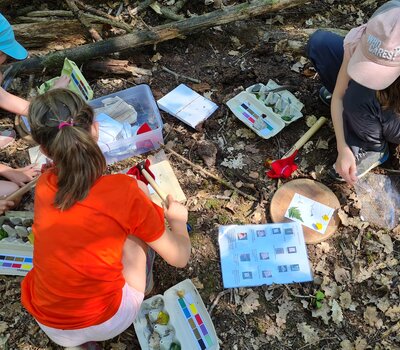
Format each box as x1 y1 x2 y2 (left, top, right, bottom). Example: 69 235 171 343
347 0 400 90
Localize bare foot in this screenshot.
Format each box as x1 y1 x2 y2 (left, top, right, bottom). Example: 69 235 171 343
52 75 70 89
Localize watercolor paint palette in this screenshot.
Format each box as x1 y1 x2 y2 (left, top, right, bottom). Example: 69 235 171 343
0 211 34 276
226 80 304 139
134 279 219 350
226 91 285 139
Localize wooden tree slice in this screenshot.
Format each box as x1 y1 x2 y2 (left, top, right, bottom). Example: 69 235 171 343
270 179 341 244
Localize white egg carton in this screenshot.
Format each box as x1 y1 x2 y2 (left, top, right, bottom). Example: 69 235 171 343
134 279 219 350
0 211 34 276
226 79 304 139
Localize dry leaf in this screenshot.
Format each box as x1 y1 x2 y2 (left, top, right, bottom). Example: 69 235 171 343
151 52 162 63
228 50 240 56
291 61 304 73
376 297 391 313
241 290 260 315
334 266 351 285
0 322 7 334
236 128 256 139
311 302 331 325
378 233 393 254
192 277 204 290
230 36 241 48
276 299 293 328
110 343 127 350
316 138 329 150
331 300 343 325
305 115 318 127
364 306 383 329
249 171 259 179
221 154 245 169
340 291 353 310
385 305 400 321
354 337 368 350
264 290 274 301
322 280 341 299
340 339 354 350
203 91 213 100
297 322 319 345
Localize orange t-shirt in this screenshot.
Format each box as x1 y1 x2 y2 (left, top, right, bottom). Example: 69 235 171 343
21 172 165 330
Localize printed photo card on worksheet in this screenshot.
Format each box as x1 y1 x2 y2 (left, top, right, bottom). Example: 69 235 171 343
218 222 312 288
284 193 335 235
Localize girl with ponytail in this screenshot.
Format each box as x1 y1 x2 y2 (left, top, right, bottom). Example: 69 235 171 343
21 89 191 348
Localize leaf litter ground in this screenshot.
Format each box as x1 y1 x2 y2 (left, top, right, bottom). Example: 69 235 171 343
0 1 399 349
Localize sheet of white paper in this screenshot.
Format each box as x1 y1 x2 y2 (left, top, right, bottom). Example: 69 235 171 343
28 146 50 166
284 193 334 234
218 222 313 288
157 84 218 128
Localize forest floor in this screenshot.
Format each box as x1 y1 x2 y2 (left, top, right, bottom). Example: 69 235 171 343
0 0 399 349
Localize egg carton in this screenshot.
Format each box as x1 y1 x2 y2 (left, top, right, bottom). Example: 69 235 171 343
0 211 34 276
246 79 304 125
134 279 219 350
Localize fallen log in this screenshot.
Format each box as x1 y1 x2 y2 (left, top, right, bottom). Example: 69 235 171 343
6 0 309 74
85 59 152 77
13 20 102 49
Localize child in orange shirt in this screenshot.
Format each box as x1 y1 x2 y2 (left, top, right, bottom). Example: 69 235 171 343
21 89 191 348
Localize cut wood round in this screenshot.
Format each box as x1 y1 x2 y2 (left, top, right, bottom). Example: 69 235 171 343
270 179 341 244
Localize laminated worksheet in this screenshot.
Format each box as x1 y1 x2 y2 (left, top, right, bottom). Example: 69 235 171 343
218 222 312 288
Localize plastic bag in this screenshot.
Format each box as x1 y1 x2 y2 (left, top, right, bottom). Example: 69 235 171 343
38 58 93 100
354 173 400 229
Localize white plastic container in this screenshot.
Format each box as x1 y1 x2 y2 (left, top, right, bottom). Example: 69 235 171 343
134 279 219 350
90 84 164 164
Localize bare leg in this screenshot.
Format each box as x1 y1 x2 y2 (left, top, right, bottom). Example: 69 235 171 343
0 180 19 196
122 235 148 294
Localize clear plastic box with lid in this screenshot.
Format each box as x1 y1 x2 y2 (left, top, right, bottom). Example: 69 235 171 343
90 84 164 164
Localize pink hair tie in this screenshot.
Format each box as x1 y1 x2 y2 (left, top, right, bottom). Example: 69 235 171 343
58 121 74 130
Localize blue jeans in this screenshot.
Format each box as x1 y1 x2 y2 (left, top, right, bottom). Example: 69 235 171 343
306 30 344 94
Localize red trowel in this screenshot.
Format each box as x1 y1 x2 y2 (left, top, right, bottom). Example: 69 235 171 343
266 117 327 178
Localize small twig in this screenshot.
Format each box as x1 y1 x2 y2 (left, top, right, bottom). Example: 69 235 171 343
84 13 133 32
381 167 400 173
162 144 257 201
115 2 124 17
381 321 400 338
150 2 185 21
284 285 314 299
73 0 117 21
65 0 103 42
161 66 201 84
136 0 156 13
298 337 340 350
25 10 74 17
339 241 353 269
233 48 254 65
208 290 231 317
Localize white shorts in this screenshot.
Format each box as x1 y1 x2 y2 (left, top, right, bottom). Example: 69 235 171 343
37 284 144 347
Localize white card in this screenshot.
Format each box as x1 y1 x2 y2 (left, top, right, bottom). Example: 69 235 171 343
284 193 334 234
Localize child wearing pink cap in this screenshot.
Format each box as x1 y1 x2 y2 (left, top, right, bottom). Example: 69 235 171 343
306 0 400 185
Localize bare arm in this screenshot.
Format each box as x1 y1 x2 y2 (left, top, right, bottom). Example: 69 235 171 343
331 54 358 185
136 180 191 268
0 87 29 116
